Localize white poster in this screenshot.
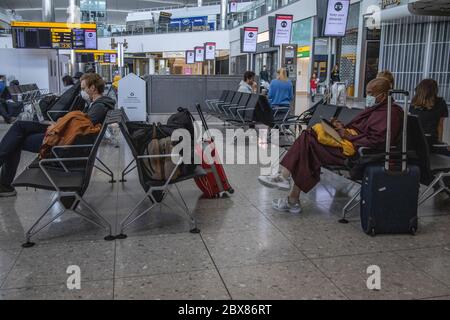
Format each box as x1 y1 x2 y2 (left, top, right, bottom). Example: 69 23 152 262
195 47 205 62
324 0 350 37
186 50 195 64
242 27 258 53
229 1 238 13
84 29 97 49
204 42 216 60
118 73 147 121
274 15 293 46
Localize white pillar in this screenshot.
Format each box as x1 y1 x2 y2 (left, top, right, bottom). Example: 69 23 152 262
220 0 228 30
148 57 156 75
42 0 55 22
198 0 203 7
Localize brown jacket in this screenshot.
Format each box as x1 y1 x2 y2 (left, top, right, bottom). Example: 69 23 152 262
40 111 101 159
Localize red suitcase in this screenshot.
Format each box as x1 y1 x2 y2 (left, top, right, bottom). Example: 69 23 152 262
194 104 234 198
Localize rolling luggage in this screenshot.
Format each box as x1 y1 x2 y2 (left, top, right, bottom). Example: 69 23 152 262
360 90 420 236
194 103 234 198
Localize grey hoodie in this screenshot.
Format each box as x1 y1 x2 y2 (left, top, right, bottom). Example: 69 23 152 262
238 80 253 94
84 96 116 125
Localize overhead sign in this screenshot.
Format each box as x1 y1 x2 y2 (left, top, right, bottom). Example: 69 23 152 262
229 1 238 13
186 50 195 64
195 46 205 62
11 21 97 50
324 0 350 37
274 14 293 46
204 42 216 60
241 27 258 53
381 0 401 9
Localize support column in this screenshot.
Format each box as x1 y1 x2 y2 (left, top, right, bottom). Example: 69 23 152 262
198 0 203 7
42 0 55 22
68 0 80 76
220 0 228 30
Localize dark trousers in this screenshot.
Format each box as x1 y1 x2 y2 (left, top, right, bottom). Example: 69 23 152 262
0 99 11 123
0 121 48 186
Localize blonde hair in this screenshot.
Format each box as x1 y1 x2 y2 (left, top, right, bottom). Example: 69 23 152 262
277 68 288 81
377 70 395 89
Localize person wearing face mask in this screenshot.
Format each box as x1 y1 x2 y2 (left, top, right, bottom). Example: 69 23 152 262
258 78 403 214
0 73 115 197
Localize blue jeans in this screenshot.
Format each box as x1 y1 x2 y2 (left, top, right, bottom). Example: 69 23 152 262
0 121 48 186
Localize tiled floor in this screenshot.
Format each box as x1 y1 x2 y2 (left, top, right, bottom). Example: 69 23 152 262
0 120 449 300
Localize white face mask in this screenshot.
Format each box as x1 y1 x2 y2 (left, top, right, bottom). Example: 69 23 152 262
366 95 377 108
366 93 383 108
81 90 91 102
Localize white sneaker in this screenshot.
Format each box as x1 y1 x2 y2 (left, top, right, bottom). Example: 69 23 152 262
272 198 302 214
258 175 291 191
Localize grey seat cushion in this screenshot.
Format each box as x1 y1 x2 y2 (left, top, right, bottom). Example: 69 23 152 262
12 167 85 191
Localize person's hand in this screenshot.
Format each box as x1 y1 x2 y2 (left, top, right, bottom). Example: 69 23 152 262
331 118 345 130
251 81 258 92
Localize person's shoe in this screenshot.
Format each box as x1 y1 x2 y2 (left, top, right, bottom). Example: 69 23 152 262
272 198 302 214
0 184 17 197
258 174 291 190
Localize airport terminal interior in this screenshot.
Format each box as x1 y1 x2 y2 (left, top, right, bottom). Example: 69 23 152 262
0 0 450 301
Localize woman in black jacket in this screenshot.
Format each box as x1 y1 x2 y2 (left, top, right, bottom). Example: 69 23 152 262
410 79 449 156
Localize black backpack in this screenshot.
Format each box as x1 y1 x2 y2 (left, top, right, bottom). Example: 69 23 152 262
39 95 59 117
167 107 195 138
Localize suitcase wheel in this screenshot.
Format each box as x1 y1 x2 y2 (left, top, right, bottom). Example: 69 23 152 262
410 227 417 236
228 188 235 194
370 228 376 237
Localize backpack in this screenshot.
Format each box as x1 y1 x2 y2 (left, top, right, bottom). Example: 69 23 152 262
167 107 195 137
142 124 181 182
39 95 59 117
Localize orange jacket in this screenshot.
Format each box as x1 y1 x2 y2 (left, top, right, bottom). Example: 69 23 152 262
40 111 101 159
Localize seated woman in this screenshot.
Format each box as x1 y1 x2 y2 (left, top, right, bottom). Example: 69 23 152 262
409 79 449 156
258 78 403 213
268 68 293 121
0 73 115 197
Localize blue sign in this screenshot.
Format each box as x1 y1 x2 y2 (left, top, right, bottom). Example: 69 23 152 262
170 16 211 28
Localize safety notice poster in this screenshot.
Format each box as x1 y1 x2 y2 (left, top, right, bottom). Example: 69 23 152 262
186 50 195 64
241 27 258 53
204 42 216 60
195 46 205 62
274 14 293 46
324 0 350 37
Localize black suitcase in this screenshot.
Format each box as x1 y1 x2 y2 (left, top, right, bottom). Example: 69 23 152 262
360 90 420 236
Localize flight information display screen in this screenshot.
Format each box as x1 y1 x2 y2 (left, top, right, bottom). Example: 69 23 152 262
51 28 72 49
11 22 97 50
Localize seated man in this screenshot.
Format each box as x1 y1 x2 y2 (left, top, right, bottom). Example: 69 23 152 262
259 78 403 213
0 73 115 197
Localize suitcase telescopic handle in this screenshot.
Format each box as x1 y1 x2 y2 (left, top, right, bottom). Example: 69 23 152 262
386 90 409 172
388 90 409 97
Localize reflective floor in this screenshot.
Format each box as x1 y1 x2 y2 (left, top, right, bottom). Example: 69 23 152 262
0 120 450 300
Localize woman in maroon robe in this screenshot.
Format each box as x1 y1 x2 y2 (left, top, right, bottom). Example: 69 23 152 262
259 78 403 213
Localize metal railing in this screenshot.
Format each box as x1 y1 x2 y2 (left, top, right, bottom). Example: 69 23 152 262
101 22 216 37
229 0 300 29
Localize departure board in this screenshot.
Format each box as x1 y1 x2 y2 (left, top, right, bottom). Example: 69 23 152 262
11 21 97 50
51 28 72 49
